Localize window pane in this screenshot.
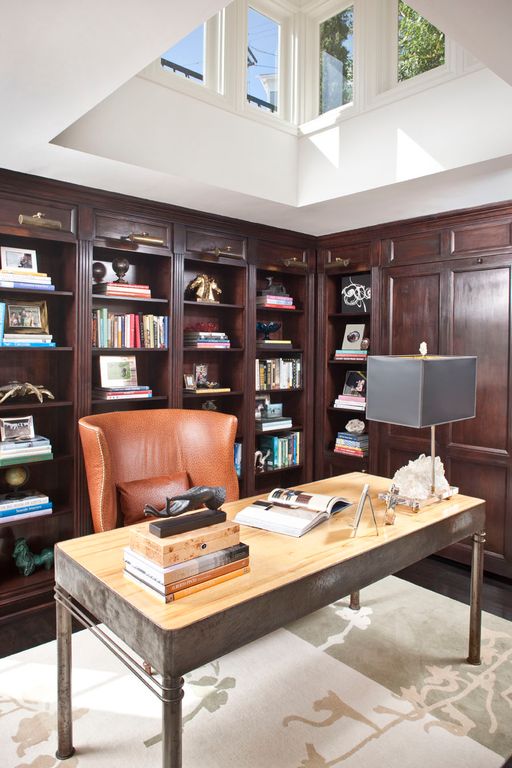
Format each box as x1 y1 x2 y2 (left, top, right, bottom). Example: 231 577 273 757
161 25 205 83
398 1 445 82
247 8 280 113
319 6 354 115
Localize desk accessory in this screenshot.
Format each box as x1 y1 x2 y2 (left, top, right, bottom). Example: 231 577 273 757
144 485 226 519
149 509 227 538
350 484 378 536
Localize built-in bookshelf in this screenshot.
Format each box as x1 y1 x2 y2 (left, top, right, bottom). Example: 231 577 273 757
0 220 77 620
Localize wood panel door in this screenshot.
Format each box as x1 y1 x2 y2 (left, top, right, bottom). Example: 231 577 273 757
379 256 512 576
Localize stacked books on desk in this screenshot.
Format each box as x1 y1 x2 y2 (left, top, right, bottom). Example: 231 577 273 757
334 431 369 457
93 282 151 298
333 394 366 411
0 490 53 524
334 349 367 362
0 435 53 466
184 331 231 349
92 385 152 400
124 521 250 603
0 269 55 291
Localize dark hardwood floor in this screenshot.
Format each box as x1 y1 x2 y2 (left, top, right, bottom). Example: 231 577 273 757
1 555 511 659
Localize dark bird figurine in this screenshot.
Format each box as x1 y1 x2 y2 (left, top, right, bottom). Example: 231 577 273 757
144 485 226 519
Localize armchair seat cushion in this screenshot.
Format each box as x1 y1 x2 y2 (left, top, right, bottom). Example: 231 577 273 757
117 472 190 526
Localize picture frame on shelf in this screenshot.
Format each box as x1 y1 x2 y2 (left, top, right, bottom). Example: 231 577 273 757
184 374 196 391
255 394 271 420
341 323 366 350
0 415 35 442
343 370 367 397
99 355 138 388
193 363 209 387
0 246 38 274
5 300 49 334
340 274 371 314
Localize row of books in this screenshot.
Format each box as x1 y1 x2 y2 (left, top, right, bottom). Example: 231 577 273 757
0 491 53 524
184 331 231 349
92 309 168 349
258 430 301 469
124 521 249 603
0 435 53 467
0 269 55 291
333 394 366 411
334 349 368 362
256 293 296 310
92 386 152 401
256 358 302 390
93 282 151 298
334 431 369 457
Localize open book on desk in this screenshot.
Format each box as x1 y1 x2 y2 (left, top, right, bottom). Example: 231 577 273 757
234 487 352 537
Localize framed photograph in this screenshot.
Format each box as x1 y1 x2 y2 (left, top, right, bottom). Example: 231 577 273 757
184 374 196 390
99 356 138 388
193 363 209 387
255 394 271 420
0 415 35 442
340 274 372 314
343 370 367 397
342 323 366 350
0 246 38 274
5 300 49 334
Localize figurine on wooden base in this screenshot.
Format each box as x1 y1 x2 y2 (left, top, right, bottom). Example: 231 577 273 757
185 274 222 303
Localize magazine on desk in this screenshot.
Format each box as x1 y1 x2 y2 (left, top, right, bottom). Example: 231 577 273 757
234 487 352 537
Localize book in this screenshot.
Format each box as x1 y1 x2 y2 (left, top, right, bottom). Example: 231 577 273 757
92 391 152 400
257 339 292 345
234 487 352 537
0 502 53 518
124 564 249 603
125 556 250 596
0 272 51 283
0 491 50 511
0 302 4 344
0 446 53 458
194 388 232 394
0 507 53 524
123 542 249 586
128 520 240 568
255 419 293 431
0 453 53 467
3 334 53 341
2 341 56 347
0 281 55 291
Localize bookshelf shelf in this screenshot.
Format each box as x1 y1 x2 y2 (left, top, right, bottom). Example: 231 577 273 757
184 300 244 310
256 463 303 477
182 390 244 399
0 400 73 412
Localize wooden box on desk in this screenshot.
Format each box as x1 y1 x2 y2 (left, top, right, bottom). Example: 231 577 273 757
128 521 240 567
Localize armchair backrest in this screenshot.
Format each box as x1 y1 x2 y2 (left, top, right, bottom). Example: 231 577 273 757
78 409 239 532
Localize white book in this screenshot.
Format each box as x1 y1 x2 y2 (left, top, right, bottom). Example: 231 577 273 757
0 492 50 511
234 487 352 537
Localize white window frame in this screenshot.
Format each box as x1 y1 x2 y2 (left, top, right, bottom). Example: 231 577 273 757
301 0 360 127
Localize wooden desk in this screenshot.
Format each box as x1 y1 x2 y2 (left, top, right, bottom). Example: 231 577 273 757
54 473 486 767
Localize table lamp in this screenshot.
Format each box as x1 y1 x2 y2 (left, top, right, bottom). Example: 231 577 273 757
366 344 477 510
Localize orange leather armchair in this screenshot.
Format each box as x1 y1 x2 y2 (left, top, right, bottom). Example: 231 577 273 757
78 409 239 533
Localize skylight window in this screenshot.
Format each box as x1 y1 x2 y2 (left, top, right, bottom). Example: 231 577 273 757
397 1 445 82
161 24 205 84
247 8 280 113
319 6 354 115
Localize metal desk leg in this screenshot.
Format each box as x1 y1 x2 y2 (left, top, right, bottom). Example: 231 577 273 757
467 530 485 665
56 594 75 759
349 591 360 611
162 676 184 768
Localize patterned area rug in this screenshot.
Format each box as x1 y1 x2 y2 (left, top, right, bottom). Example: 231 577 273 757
1 576 511 768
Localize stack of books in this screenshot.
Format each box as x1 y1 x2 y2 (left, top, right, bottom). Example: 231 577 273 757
184 331 231 349
92 385 152 401
92 309 168 348
123 521 249 603
93 282 151 298
255 416 293 432
0 490 53 524
256 293 296 310
333 394 366 411
0 435 53 467
0 269 55 291
1 332 55 348
334 431 369 457
334 349 368 362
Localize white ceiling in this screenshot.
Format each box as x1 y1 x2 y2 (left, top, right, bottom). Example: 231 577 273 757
1 0 512 236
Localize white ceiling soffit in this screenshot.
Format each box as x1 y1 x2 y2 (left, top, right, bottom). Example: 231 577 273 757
410 0 512 86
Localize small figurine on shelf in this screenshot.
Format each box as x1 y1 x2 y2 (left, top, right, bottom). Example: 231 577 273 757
111 256 130 284
0 381 55 404
12 537 54 576
201 399 218 411
92 261 107 284
260 277 289 297
254 449 270 473
256 321 281 341
185 274 222 303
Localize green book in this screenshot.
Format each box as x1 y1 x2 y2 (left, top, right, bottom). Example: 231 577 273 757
0 453 53 467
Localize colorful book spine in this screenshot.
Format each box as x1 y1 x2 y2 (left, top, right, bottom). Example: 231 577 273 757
0 507 53 524
0 502 53 518
0 281 55 290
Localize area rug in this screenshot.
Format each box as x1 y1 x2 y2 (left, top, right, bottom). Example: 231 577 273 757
1 576 511 768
